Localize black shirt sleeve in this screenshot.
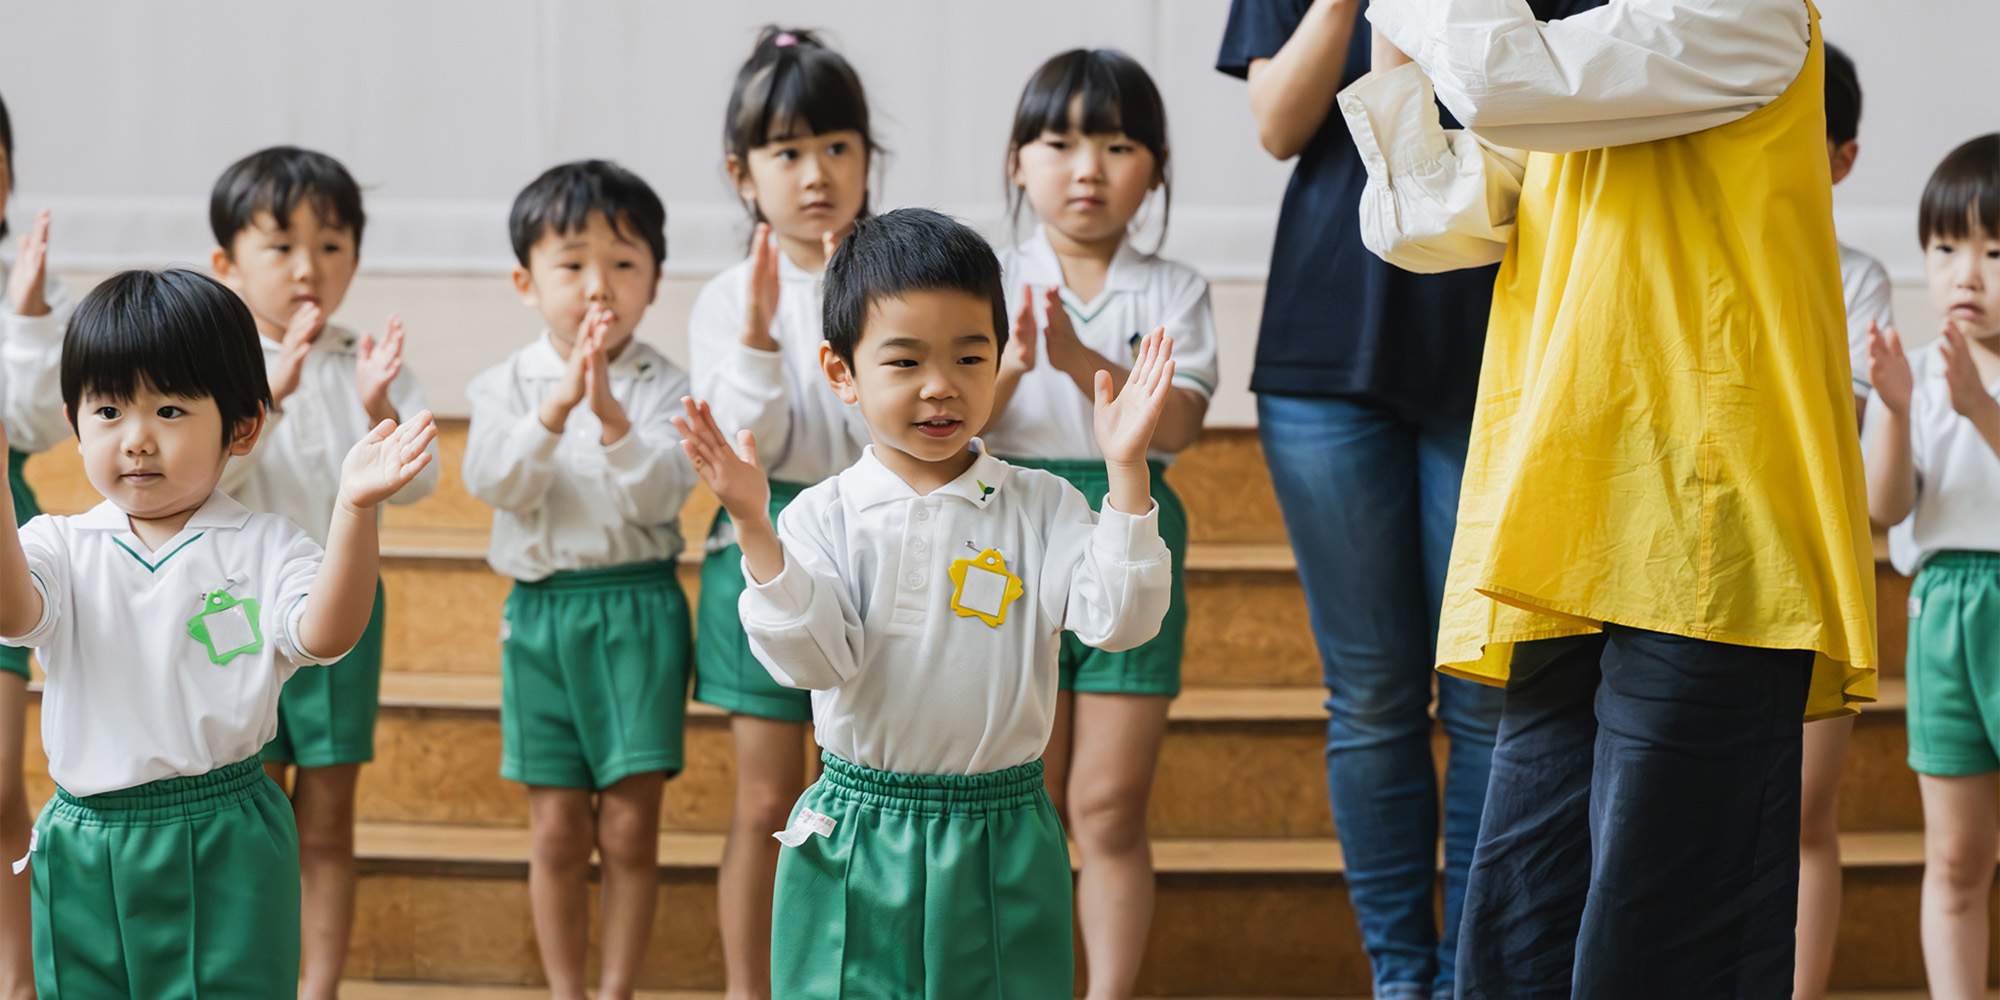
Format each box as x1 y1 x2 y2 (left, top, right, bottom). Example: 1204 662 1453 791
1216 0 1308 79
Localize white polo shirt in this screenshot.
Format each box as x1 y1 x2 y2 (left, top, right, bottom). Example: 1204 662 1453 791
2 491 344 796
741 442 1172 775
0 265 74 454
1840 244 1895 396
220 324 439 546
982 229 1220 463
463 332 697 582
687 252 872 485
1867 347 2000 575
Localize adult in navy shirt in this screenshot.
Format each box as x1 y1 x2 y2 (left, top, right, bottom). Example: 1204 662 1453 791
1217 1 1600 997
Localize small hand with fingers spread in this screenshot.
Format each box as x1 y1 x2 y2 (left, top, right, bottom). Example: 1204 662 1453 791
270 301 325 409
355 315 406 423
1940 322 2000 423
339 410 438 511
1866 319 1913 418
672 397 770 522
1093 327 1176 465
742 223 782 353
6 209 51 317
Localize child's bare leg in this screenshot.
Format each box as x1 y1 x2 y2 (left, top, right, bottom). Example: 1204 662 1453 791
595 772 665 1000
1793 715 1853 1000
1042 691 1075 822
0 674 34 1000
528 787 596 1000
1918 772 1999 1000
1067 693 1170 1000
294 763 361 1000
718 716 807 1000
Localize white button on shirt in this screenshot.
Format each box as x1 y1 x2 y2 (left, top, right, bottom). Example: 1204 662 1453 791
2 491 343 797
1866 350 2000 575
463 333 697 582
687 253 873 485
741 443 1173 775
983 230 1220 463
220 324 439 546
1337 0 1810 272
0 265 74 454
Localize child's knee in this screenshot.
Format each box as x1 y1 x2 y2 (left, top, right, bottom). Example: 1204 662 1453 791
1927 838 1999 896
1068 783 1149 853
531 802 596 865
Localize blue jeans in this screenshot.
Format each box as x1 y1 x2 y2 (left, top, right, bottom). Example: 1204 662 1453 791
1258 394 1502 1000
1456 627 1811 999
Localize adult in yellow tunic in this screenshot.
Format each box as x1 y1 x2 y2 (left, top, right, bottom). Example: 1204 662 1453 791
1336 0 1875 995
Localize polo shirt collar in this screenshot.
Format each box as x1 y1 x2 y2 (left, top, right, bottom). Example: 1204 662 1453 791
73 490 254 533
1023 227 1149 297
845 441 1012 511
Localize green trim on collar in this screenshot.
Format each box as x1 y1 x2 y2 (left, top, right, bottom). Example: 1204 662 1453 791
111 532 205 573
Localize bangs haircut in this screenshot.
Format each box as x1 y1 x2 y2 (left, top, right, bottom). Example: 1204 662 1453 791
822 208 1007 366
509 159 667 269
1919 134 2000 246
724 25 879 227
210 146 366 254
1006 48 1171 244
1823 43 1861 146
0 89 13 241
62 269 272 446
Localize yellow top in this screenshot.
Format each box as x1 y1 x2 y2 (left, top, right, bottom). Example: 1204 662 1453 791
1438 5 1877 720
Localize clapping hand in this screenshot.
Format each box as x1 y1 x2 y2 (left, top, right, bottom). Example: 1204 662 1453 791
1866 319 1913 417
741 223 782 352
672 396 770 522
6 210 51 317
355 315 406 423
1940 321 2000 423
270 301 325 409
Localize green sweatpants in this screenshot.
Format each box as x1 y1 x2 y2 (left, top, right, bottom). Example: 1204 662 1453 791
263 579 386 767
31 757 301 998
1 449 40 679
773 753 1074 998
1905 550 2000 775
694 479 814 721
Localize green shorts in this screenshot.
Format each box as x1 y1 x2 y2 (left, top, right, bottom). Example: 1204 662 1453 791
1006 457 1188 697
500 561 692 790
1 449 40 680
262 580 386 768
32 757 301 998
694 479 815 722
1906 550 2000 776
772 754 1073 999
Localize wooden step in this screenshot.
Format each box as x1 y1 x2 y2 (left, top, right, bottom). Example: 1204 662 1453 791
329 991 2000 1000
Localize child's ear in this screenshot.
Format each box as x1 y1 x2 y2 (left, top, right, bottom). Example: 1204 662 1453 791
210 245 242 290
510 265 539 309
647 264 662 306
227 408 267 457
727 156 757 204
820 343 860 405
1829 139 1859 186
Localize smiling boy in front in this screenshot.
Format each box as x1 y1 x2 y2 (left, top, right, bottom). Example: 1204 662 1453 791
675 207 1174 999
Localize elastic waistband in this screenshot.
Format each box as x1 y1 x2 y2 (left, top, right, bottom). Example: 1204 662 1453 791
818 753 1048 814
1924 550 2000 572
518 560 682 592
52 757 268 824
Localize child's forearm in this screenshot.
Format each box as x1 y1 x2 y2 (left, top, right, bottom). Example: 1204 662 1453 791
0 491 42 638
1865 411 1918 528
734 511 787 585
296 502 381 660
1104 459 1154 517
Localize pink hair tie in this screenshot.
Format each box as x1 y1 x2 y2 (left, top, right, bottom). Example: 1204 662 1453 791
774 32 798 47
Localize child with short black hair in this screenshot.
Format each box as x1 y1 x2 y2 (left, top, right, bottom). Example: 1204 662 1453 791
676 207 1175 998
0 267 433 998
1824 44 1895 415
1865 133 2000 1000
687 27 879 997
0 87 73 1000
207 144 438 1000
462 159 695 1000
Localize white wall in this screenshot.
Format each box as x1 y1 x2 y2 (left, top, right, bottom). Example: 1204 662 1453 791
3 0 1994 417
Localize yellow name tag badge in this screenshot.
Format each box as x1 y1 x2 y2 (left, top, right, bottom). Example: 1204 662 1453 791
949 548 1024 628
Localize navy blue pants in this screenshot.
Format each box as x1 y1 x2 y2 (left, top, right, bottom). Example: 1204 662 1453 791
1456 625 1812 1000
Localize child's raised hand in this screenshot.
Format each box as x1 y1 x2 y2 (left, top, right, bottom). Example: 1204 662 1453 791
581 309 631 444
1093 327 1176 465
338 410 437 511
672 396 769 521
1939 321 2000 422
539 306 605 432
1866 319 1913 417
6 210 52 317
1039 287 1084 371
270 301 325 407
355 315 406 420
1001 286 1038 379
741 223 782 352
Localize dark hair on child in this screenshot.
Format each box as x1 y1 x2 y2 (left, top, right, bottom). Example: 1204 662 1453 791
62 269 272 446
1919 134 2000 246
509 159 667 270
1824 44 1862 147
1005 49 1171 247
724 26 879 230
210 146 367 255
822 208 1007 366
0 90 14 242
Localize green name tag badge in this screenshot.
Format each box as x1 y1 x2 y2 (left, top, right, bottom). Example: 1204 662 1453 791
187 590 264 665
